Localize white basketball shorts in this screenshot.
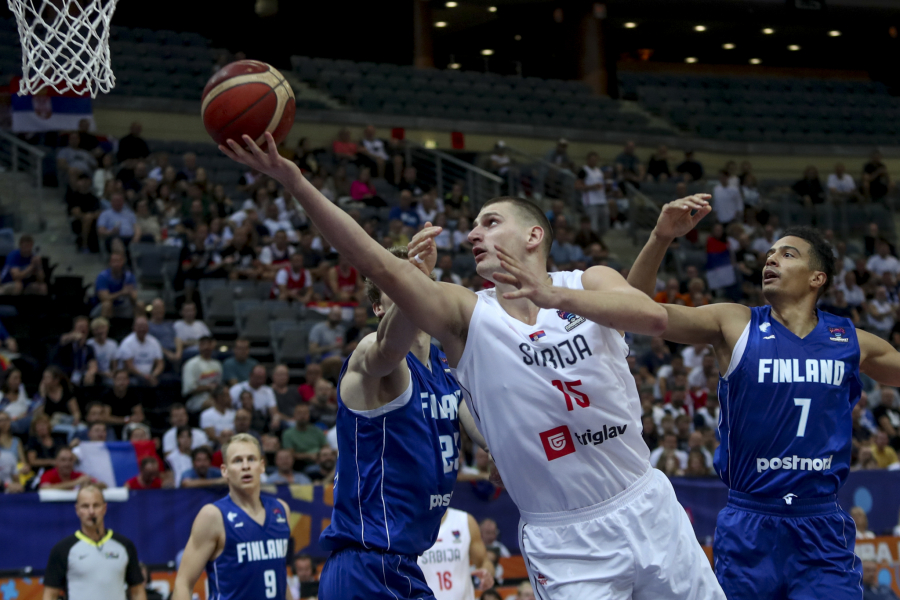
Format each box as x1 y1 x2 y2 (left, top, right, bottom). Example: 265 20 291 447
516 468 725 600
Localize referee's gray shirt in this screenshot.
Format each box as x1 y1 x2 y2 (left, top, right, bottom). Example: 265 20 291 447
44 530 143 600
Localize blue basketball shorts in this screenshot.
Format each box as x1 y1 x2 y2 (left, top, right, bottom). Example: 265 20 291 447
713 490 863 600
319 546 436 600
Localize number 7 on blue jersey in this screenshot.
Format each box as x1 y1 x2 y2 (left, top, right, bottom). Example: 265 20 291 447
793 398 811 437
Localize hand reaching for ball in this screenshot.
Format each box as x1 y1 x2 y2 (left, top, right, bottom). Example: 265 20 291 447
220 132 298 183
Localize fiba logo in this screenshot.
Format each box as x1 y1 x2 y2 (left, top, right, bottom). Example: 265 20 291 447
539 425 576 461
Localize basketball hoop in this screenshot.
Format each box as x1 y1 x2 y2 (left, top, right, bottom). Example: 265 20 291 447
8 0 118 97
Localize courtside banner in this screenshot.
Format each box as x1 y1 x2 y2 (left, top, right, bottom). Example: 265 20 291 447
9 77 94 133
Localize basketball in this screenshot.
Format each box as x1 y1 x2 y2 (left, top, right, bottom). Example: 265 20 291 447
200 59 295 148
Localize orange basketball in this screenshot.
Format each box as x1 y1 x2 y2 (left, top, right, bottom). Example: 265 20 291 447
201 60 296 148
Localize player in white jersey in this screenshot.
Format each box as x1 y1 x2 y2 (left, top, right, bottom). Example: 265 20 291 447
221 132 725 600
418 508 495 600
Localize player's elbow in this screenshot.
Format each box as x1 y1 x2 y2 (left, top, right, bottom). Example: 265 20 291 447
643 303 668 336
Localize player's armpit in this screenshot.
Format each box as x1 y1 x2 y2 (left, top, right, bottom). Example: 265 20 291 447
172 505 223 600
858 329 900 386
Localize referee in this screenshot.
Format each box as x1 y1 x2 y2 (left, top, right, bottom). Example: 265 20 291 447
43 483 146 600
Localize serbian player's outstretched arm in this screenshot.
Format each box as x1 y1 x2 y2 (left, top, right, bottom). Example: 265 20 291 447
220 134 474 347
859 330 900 386
172 505 223 600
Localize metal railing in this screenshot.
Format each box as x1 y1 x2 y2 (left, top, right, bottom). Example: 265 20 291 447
496 146 579 208
0 130 45 232
404 144 502 210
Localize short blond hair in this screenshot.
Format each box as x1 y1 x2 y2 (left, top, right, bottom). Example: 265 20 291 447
222 433 262 462
90 316 109 331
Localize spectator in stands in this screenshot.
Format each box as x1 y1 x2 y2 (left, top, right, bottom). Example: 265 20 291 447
266 448 312 485
166 425 195 487
305 445 337 483
646 145 671 181
488 141 513 179
444 181 471 218
870 430 899 468
326 254 362 302
852 506 876 539
684 448 711 477
87 318 118 382
117 122 150 164
388 190 420 230
828 162 860 203
863 150 891 203
178 152 198 183
544 138 575 172
1 369 33 435
174 302 211 357
298 362 322 402
180 446 226 488
308 306 346 370
549 227 586 271
260 230 294 280
282 404 327 471
162 405 209 458
57 132 97 184
478 518 511 558
39 446 95 490
97 192 138 254
148 152 168 182
92 152 115 197
308 379 337 428
125 456 163 490
575 151 609 238
675 149 704 182
34 366 81 436
862 560 900 600
147 299 181 365
221 228 261 280
0 409 26 467
615 140 644 186
51 316 96 389
0 234 47 296
26 414 63 470
200 386 236 439
332 128 359 164
868 286 898 338
234 391 268 435
640 337 671 375
712 170 743 224
229 365 279 429
92 252 138 319
97 369 141 433
66 173 101 253
293 137 319 174
867 239 900 277
358 125 389 178
399 166 426 197
117 316 164 387
181 336 222 413
416 191 442 224
572 215 602 250
271 364 301 423
288 554 318 600
273 252 313 304
215 340 255 390
650 432 688 471
432 254 462 287
793 165 826 210
349 166 384 207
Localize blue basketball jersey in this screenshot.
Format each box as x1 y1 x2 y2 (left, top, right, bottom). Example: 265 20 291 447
205 494 291 600
320 344 461 556
715 306 861 498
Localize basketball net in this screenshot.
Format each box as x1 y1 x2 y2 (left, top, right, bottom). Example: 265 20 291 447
8 0 118 97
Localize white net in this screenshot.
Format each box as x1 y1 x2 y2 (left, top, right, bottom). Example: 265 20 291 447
8 0 118 97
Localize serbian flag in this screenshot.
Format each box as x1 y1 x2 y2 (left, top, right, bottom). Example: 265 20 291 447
705 235 736 290
73 440 161 488
9 76 94 133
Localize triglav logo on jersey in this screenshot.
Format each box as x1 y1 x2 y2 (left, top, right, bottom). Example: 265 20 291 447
539 425 576 461
573 423 627 446
828 327 849 343
557 310 586 332
759 322 771 333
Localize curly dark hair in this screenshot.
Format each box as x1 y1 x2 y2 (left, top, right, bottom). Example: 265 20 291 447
778 226 835 298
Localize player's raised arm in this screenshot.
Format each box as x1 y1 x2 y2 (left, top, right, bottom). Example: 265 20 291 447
626 195 748 345
220 134 474 346
859 329 900 386
172 505 223 600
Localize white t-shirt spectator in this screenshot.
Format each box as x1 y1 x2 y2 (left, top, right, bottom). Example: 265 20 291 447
361 137 389 161
712 183 743 224
259 244 295 265
229 381 277 413
199 407 236 435
452 229 470 251
433 268 463 286
577 165 607 207
166 449 194 487
649 446 688 471
173 320 211 347
116 333 164 375
0 385 30 419
326 426 338 453
263 218 298 241
866 254 900 277
688 367 712 390
827 173 856 194
681 345 710 371
868 298 897 333
162 427 209 457
751 236 775 255
87 338 118 374
182 356 224 413
838 283 866 308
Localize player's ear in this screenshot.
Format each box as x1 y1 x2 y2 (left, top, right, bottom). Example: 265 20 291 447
372 301 385 319
525 225 544 253
810 270 827 292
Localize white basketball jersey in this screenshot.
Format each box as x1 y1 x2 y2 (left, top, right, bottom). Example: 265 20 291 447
418 508 474 600
453 270 650 515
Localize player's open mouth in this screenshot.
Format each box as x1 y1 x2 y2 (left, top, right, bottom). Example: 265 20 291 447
763 269 779 284
473 248 487 262
241 474 253 482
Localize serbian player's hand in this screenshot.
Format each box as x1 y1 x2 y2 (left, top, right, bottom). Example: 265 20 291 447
472 568 495 592
220 132 299 184
653 194 712 240
493 245 556 307
407 221 441 276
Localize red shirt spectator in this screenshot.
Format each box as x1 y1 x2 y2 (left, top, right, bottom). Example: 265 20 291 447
332 128 358 162
125 456 162 490
39 447 90 490
125 474 162 490
298 362 322 402
40 467 86 488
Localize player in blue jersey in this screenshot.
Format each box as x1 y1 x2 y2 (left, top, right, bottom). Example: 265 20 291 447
173 434 293 600
316 230 487 600
628 194 900 600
